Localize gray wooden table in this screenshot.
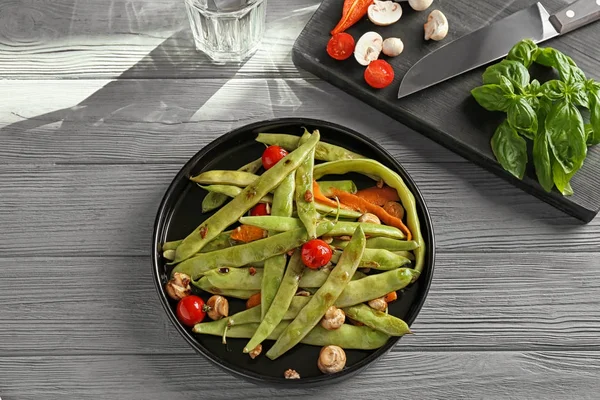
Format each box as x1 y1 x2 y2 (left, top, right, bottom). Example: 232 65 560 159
1 1 600 399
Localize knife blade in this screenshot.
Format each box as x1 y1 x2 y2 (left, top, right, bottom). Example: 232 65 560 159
397 0 600 99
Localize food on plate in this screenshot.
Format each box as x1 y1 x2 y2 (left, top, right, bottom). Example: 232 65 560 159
354 31 383 66
367 0 402 26
382 37 404 57
327 32 356 60
364 59 395 89
318 345 346 374
331 0 374 35
471 39 600 196
163 129 426 374
424 9 448 41
284 369 301 379
408 0 433 11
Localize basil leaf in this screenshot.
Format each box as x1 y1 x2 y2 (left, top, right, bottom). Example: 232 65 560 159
570 81 589 108
482 59 530 90
587 82 600 146
491 120 528 180
471 83 514 112
507 39 538 68
541 80 566 101
552 154 575 196
533 130 554 192
507 97 538 134
546 100 587 174
535 47 586 85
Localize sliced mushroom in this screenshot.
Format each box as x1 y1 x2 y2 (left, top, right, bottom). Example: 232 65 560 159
320 306 345 330
165 272 191 301
408 0 433 11
368 0 402 26
354 31 384 66
382 37 404 57
424 10 448 41
358 212 381 224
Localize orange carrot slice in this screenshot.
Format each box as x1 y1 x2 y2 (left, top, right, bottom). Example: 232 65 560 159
231 225 267 243
355 186 400 206
329 188 412 240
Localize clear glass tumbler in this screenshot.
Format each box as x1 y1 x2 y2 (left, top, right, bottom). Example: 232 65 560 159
184 0 267 63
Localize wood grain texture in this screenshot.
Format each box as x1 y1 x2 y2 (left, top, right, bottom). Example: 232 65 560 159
0 78 462 164
0 0 320 79
0 163 597 257
292 0 600 222
1 251 600 355
1 352 600 400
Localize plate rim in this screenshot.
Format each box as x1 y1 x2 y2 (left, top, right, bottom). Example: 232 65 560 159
151 117 436 387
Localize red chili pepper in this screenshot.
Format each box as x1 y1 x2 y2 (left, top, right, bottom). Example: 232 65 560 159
331 0 374 35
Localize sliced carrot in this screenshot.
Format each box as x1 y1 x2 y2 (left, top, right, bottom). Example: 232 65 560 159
231 225 267 243
384 291 398 303
246 293 261 309
355 185 400 206
312 181 353 210
329 188 412 241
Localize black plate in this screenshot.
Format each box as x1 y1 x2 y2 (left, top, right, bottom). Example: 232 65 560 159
152 118 436 387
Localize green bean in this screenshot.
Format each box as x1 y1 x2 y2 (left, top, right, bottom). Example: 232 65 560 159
331 237 419 252
256 133 365 161
171 220 334 279
201 158 263 213
173 131 320 263
199 185 273 204
244 250 306 353
295 130 319 239
162 231 234 260
239 216 405 239
335 268 415 308
266 226 366 360
204 266 366 291
317 180 357 196
395 251 415 261
314 202 361 219
191 277 258 299
314 159 425 277
331 248 411 270
343 304 412 336
190 171 257 187
192 295 311 334
261 172 295 319
195 320 389 350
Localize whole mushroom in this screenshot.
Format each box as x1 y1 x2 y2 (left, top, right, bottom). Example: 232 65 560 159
318 345 347 374
205 295 229 320
354 31 383 66
382 37 404 57
165 272 191 301
320 306 346 330
424 10 449 41
368 0 403 26
408 0 433 11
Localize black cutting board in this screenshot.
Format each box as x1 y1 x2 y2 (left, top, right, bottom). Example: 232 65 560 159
292 0 600 222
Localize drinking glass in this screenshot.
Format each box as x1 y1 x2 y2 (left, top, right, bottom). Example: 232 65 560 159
184 0 267 63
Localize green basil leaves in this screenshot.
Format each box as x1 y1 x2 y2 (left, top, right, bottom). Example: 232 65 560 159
472 39 600 196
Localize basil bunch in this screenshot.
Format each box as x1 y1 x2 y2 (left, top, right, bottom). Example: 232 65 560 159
471 39 600 196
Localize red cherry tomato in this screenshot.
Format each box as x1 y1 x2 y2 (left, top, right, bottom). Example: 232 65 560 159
301 239 333 269
327 32 355 61
176 295 206 327
250 203 271 216
364 59 395 89
262 145 288 170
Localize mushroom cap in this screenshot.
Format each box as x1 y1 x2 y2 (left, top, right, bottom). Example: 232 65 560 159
408 0 433 11
354 31 384 66
368 0 403 26
382 37 404 57
318 345 347 374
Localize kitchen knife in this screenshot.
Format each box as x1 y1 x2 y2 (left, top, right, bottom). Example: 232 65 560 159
397 0 600 99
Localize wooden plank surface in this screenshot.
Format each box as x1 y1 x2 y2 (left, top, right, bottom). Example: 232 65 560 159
1 253 599 356
291 0 600 222
1 0 600 398
1 352 600 400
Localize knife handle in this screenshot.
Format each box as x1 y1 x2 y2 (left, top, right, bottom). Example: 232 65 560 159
549 0 600 35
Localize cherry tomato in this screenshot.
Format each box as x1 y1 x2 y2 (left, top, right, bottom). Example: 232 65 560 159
364 59 395 89
176 295 206 327
327 32 355 61
262 145 288 170
301 239 333 269
250 203 271 216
